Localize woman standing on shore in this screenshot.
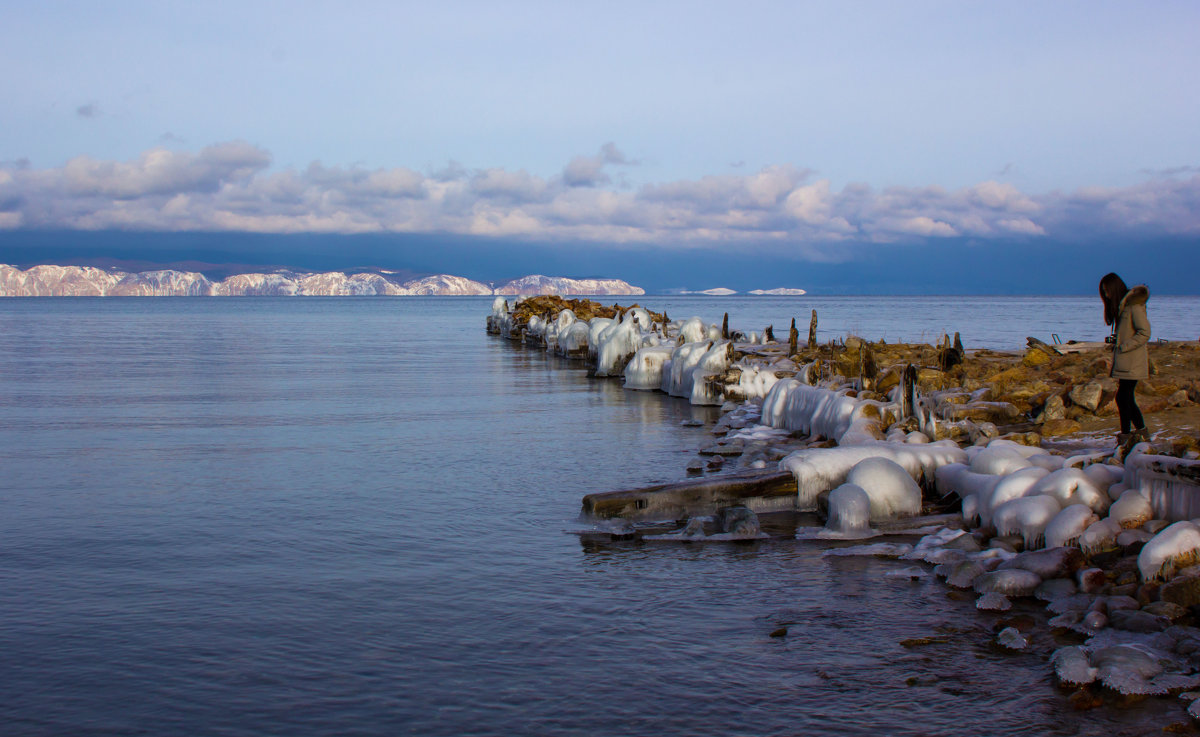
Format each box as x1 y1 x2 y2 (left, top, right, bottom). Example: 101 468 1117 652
1099 272 1151 446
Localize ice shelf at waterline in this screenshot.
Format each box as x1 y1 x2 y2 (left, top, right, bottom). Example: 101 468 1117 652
487 294 1200 723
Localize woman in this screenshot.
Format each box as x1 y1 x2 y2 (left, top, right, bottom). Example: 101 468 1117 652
1099 272 1151 446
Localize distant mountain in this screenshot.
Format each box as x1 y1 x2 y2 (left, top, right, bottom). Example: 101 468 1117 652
748 288 807 295
492 274 644 296
0 264 642 297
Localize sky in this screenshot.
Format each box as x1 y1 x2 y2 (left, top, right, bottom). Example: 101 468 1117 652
1 1 1198 292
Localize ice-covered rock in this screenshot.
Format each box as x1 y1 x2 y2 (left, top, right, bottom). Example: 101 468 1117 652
998 547 1085 579
1045 504 1100 549
970 446 1032 476
996 626 1029 650
1079 518 1122 557
977 592 1013 611
844 457 923 521
1139 521 1200 582
822 483 877 539
624 345 676 391
1110 489 1153 530
1052 646 1099 686
1028 468 1109 515
973 569 1042 597
982 467 1051 527
992 495 1062 549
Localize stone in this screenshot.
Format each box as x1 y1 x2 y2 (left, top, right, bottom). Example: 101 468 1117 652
1042 394 1066 422
1109 609 1170 633
1143 601 1186 621
1161 575 1200 608
1070 381 1107 412
1023 347 1054 368
1041 419 1083 437
1170 389 1191 407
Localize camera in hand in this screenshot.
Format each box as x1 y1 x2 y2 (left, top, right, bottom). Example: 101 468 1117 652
1105 335 1116 345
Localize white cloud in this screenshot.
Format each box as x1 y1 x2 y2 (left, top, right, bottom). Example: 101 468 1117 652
1 142 1198 246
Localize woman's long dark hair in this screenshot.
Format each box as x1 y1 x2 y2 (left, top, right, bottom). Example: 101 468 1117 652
1099 272 1128 326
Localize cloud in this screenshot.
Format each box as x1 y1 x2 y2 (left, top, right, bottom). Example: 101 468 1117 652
561 142 635 187
1 142 1197 247
76 102 100 119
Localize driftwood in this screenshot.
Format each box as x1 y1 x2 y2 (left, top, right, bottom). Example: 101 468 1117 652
900 364 919 420
808 309 818 348
788 318 798 355
1026 336 1062 355
581 469 798 521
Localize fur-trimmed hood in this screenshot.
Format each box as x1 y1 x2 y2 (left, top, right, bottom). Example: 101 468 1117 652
1119 284 1150 313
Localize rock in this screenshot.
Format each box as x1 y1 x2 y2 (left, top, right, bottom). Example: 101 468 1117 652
1110 609 1170 632
1161 575 1200 608
996 626 1029 650
1041 418 1083 437
940 401 1021 424
685 458 705 476
1042 394 1067 422
1023 347 1054 368
975 569 1042 597
1144 601 1186 621
769 627 788 638
1036 577 1079 602
977 592 1013 611
1070 381 1110 412
998 547 1086 579
1170 389 1191 407
1077 567 1107 594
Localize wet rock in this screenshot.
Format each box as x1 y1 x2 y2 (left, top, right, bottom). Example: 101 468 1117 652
1048 593 1096 615
1109 609 1170 633
1053 646 1098 686
718 506 761 538
974 569 1042 597
995 626 1029 650
769 627 788 638
900 636 949 648
1076 567 1107 594
998 547 1086 579
977 592 1012 611
1041 418 1083 437
1036 577 1079 602
686 457 705 476
1068 688 1103 710
1162 575 1200 608
1145 601 1187 621
945 560 989 589
1117 528 1153 553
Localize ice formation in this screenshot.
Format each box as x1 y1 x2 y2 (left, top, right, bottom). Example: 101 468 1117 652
1109 489 1153 529
981 467 1051 527
996 626 1029 650
821 483 877 539
844 457 922 521
977 592 1012 611
1079 518 1122 556
689 341 732 406
969 446 1032 476
1138 521 1200 582
779 442 965 511
991 495 1062 549
1028 468 1109 515
1052 646 1098 686
1124 452 1200 521
662 341 713 398
973 569 1042 597
595 311 648 378
1044 504 1100 549
762 380 886 444
623 346 676 391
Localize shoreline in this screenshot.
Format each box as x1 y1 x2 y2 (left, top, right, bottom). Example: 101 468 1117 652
488 294 1200 728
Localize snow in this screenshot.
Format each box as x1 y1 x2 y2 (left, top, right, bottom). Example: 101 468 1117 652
779 441 965 512
991 495 1062 549
1044 504 1100 549
623 346 676 391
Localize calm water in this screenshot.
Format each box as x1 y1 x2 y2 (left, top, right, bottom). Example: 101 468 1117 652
1 296 1193 737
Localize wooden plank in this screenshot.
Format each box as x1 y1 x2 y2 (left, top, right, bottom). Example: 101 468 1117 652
581 469 798 521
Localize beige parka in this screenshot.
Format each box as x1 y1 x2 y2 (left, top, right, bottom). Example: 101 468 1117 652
1110 284 1150 380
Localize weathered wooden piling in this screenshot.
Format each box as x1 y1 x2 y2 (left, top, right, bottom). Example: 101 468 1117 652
808 309 818 348
580 470 798 521
788 318 798 355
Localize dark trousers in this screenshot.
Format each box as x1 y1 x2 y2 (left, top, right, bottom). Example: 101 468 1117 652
1116 379 1144 434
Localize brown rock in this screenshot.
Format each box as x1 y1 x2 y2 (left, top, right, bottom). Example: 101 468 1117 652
940 401 1021 424
1069 381 1107 412
1042 394 1066 422
1160 575 1200 608
1023 347 1054 367
1041 419 1083 437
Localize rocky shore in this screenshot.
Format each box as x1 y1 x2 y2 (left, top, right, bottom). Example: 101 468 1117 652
488 294 1200 727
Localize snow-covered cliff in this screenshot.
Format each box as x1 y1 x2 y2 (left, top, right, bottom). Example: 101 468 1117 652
0 264 642 297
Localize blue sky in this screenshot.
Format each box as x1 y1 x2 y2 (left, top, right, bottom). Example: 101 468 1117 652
1 1 1198 289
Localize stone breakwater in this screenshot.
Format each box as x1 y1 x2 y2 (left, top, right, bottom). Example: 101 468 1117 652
488 295 1200 726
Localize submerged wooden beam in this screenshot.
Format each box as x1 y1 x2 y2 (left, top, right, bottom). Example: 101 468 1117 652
581 469 798 521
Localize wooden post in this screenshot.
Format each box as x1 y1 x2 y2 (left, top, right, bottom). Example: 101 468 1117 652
788 318 798 355
901 364 918 419
807 309 818 348
860 344 878 391
764 324 775 342
721 312 729 339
